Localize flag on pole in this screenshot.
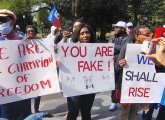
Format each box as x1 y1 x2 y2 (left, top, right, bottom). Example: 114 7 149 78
48 5 60 28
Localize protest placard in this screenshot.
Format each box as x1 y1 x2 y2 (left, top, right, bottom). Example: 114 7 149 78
0 39 60 104
121 44 165 103
58 43 115 97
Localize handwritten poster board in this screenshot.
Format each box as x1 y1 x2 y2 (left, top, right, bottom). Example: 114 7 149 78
58 43 115 97
0 39 60 104
121 44 165 103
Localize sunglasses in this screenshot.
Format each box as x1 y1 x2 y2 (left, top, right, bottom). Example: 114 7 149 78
0 17 12 23
138 33 151 37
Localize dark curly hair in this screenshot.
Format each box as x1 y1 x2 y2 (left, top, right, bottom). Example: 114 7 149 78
71 23 96 43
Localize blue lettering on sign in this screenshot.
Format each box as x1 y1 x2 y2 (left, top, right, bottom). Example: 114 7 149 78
137 54 153 65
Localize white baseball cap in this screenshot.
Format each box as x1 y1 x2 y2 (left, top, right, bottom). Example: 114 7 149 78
112 21 127 29
127 22 134 27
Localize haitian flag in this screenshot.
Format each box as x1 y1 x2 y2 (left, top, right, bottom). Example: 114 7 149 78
48 5 60 28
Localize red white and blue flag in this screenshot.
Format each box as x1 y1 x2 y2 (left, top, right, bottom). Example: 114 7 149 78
48 5 60 28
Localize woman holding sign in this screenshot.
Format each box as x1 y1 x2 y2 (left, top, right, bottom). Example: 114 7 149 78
64 23 96 120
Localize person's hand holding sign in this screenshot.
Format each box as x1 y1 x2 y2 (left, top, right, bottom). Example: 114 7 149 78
56 60 61 68
119 59 127 68
145 37 165 66
24 35 34 40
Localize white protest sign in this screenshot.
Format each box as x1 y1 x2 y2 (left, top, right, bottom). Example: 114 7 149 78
58 43 115 97
0 38 60 105
121 44 165 103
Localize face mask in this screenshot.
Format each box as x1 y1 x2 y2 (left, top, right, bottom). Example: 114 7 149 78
0 21 13 35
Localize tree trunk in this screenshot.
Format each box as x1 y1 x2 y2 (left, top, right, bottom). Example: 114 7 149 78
71 0 78 17
74 0 78 17
131 0 141 24
100 18 107 42
71 0 75 17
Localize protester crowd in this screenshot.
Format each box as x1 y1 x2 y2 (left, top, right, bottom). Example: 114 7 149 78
0 8 165 120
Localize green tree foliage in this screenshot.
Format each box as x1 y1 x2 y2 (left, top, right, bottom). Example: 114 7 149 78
0 0 37 32
0 0 31 13
127 0 165 29
0 0 165 39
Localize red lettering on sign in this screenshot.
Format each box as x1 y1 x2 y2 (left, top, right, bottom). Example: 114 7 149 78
24 79 51 95
128 87 150 97
7 55 53 74
61 46 69 57
78 60 103 72
0 79 52 97
0 47 9 60
61 46 87 57
0 89 5 97
18 43 43 57
95 46 113 57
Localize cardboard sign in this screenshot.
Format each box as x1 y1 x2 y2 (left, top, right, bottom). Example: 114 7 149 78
0 38 60 104
121 44 165 103
58 43 115 97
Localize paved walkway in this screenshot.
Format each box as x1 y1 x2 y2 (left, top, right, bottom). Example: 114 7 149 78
36 92 158 120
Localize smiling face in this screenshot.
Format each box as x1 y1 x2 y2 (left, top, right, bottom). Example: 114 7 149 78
78 27 91 43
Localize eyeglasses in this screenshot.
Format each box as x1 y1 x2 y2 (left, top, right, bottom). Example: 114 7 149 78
0 17 12 23
138 33 151 37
